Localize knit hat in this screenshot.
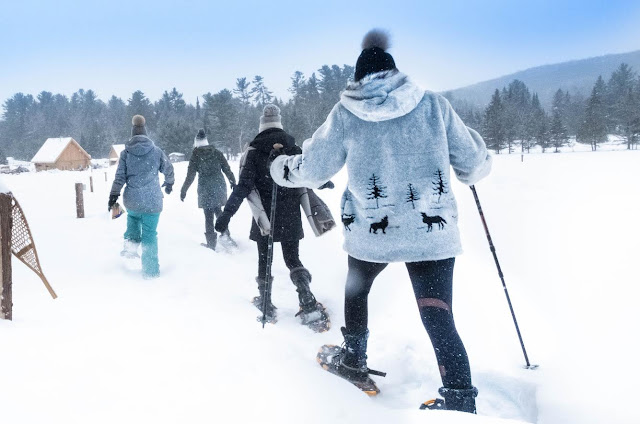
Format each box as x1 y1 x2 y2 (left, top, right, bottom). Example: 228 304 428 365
131 115 147 136
194 128 209 148
354 29 396 82
259 104 283 133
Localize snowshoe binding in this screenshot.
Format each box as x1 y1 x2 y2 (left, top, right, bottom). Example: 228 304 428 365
420 387 478 413
296 302 331 333
316 344 385 396
419 398 445 410
252 295 277 324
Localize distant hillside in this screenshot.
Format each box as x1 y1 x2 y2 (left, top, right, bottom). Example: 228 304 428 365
445 50 640 108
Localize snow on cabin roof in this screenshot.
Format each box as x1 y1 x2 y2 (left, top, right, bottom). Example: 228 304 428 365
31 137 90 163
111 144 125 155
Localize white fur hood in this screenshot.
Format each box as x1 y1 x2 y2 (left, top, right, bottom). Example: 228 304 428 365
340 70 425 122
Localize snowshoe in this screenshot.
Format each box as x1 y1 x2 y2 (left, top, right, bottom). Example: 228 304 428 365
316 344 385 396
296 302 331 333
218 233 238 251
120 240 140 259
252 295 277 324
419 399 445 410
420 387 478 413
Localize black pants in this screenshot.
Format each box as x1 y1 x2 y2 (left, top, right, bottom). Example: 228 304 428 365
203 207 223 234
256 237 304 279
344 255 472 389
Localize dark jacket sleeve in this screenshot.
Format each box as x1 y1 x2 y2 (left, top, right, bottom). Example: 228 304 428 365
181 150 198 196
218 150 236 186
222 151 256 217
159 149 175 185
110 151 127 196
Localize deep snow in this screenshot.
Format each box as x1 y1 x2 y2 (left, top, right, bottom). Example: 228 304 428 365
0 149 638 424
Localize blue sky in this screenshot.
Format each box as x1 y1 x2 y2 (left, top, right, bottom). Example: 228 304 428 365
1 0 639 104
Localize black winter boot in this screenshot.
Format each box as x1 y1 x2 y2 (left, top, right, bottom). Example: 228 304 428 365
201 231 217 250
331 327 370 381
290 267 317 312
252 276 277 320
438 386 478 414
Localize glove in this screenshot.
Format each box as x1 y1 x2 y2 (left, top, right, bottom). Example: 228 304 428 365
214 212 231 234
107 194 119 212
163 182 173 195
267 143 284 166
318 180 335 190
180 190 186 202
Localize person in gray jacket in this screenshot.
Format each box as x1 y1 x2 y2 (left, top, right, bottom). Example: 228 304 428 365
180 129 236 250
108 115 175 279
270 29 491 413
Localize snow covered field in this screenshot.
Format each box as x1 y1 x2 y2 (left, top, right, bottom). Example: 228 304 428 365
1 149 638 424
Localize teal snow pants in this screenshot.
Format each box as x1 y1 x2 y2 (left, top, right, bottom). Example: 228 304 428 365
124 211 161 277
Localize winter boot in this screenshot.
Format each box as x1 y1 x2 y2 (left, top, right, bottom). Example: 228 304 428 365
290 268 331 331
421 387 478 413
201 231 217 250
439 387 478 414
252 276 277 321
332 327 370 381
290 267 317 312
219 230 238 249
120 239 140 259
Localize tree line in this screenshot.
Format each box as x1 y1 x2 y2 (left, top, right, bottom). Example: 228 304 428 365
1 62 638 163
448 63 640 153
0 65 354 162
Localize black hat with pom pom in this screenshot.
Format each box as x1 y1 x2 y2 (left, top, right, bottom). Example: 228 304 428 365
354 29 396 82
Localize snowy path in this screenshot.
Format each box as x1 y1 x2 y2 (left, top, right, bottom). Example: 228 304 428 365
1 150 638 423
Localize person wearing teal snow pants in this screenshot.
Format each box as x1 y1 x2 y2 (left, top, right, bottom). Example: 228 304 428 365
108 114 175 279
124 211 161 277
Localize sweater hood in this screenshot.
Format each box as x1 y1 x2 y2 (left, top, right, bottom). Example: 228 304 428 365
126 135 155 156
340 70 425 122
250 128 296 153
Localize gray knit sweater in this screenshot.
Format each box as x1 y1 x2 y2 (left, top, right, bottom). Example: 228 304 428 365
270 70 491 263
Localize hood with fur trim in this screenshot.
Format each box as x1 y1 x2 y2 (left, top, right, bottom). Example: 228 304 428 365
340 70 424 122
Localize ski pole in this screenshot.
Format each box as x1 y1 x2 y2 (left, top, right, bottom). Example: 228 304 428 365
262 144 283 327
470 185 537 369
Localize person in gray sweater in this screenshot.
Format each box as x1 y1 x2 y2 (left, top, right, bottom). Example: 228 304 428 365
109 115 174 279
270 29 491 413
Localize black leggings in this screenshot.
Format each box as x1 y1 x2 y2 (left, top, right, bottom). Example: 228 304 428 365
203 207 223 234
256 237 304 279
344 255 472 389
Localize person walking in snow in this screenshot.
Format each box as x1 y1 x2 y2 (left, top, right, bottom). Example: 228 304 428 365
269 29 492 413
108 115 175 279
214 104 328 328
180 129 237 250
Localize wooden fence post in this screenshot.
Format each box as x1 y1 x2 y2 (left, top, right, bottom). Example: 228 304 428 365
89 176 94 193
75 183 84 218
0 193 13 320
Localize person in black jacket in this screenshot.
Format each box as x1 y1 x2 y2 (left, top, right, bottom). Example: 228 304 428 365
180 129 236 250
215 104 323 322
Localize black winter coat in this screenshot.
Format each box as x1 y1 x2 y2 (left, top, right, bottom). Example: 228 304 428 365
223 128 304 242
181 146 235 209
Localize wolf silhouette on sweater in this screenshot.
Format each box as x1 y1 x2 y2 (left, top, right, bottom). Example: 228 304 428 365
369 216 389 234
421 213 446 232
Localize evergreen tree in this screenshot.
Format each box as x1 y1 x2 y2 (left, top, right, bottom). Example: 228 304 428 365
549 109 568 152
367 174 387 208
483 89 507 153
406 183 420 209
577 76 608 151
432 169 448 202
250 75 273 107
